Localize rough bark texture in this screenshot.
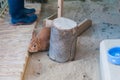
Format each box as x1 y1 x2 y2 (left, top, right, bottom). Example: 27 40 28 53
48 17 92 63
49 17 78 62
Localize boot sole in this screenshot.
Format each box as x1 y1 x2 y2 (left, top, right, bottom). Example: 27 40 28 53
11 22 35 26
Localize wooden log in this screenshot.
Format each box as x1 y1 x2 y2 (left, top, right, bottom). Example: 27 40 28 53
48 17 92 63
49 17 77 63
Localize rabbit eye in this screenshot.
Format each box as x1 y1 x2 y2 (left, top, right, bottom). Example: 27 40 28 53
34 45 36 47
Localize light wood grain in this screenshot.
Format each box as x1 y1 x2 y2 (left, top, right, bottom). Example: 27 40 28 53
77 19 92 36
0 3 41 80
0 23 34 80
58 0 64 17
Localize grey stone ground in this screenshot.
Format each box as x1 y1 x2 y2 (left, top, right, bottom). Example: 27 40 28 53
24 0 120 80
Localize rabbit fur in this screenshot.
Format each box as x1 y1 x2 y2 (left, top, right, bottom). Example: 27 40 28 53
28 27 51 53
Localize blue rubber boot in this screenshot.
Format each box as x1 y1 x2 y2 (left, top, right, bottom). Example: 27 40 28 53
8 0 37 25
23 8 36 15
21 0 36 15
11 13 37 25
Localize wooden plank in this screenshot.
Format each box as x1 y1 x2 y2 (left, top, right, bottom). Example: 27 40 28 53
77 19 92 36
0 24 34 80
21 54 30 80
0 3 41 80
58 0 64 17
0 76 21 80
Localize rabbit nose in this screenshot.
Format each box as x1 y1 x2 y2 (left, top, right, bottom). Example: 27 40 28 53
28 47 33 52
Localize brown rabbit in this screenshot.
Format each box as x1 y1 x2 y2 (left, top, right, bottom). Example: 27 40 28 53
28 27 51 53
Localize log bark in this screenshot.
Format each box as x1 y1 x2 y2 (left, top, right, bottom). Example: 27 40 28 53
49 17 78 62
49 17 92 63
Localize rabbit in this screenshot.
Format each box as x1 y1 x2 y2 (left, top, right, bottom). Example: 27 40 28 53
28 26 51 53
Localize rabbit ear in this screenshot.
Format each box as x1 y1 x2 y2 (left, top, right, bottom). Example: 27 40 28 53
32 30 37 39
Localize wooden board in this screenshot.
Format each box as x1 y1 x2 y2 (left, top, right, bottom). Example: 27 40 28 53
0 3 41 80
0 21 33 80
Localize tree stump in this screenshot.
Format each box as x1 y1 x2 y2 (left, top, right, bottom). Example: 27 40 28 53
48 17 92 63
49 17 77 63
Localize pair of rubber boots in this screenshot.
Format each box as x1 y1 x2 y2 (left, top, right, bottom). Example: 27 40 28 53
8 0 37 25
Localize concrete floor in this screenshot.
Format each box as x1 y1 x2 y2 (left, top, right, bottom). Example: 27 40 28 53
23 0 120 80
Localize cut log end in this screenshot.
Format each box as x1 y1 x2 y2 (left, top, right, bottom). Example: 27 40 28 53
53 17 77 30
49 17 78 63
49 17 92 63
